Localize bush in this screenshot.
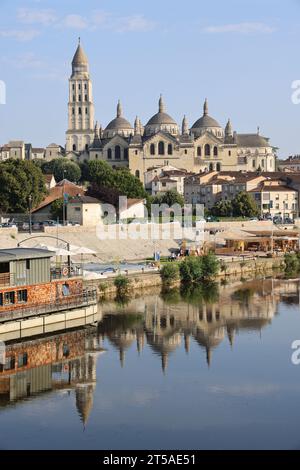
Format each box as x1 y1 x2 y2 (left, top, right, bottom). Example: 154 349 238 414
179 253 219 284
160 263 179 285
284 253 300 272
114 275 131 297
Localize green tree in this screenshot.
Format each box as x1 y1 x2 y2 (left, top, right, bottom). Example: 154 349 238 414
201 252 220 280
231 191 259 218
152 189 185 207
50 198 64 221
88 160 147 199
0 159 47 213
179 257 203 284
52 159 81 183
210 200 232 217
160 262 180 285
113 168 147 199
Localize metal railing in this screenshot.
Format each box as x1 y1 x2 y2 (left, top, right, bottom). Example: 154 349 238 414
0 273 12 287
50 265 83 280
0 289 97 321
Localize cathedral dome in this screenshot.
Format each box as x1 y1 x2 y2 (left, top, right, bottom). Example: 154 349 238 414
191 99 224 138
144 95 179 136
103 100 133 138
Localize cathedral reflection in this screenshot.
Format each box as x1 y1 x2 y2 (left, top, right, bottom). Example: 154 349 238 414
0 278 298 423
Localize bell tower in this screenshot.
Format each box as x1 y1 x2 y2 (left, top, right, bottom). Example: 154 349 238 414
66 38 95 153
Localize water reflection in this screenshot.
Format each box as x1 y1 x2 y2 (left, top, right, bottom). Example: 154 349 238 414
0 277 299 430
99 277 299 370
0 327 104 426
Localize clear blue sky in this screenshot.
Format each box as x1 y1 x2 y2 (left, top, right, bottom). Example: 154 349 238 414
0 0 299 157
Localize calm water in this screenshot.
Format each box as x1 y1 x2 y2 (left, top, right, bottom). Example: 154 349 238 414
1 277 300 450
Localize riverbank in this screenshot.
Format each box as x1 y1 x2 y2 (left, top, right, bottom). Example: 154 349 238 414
85 255 285 297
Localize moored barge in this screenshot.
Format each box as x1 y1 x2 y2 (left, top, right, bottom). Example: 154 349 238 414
0 248 97 323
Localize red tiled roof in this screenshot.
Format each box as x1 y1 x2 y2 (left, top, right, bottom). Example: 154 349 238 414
33 179 84 212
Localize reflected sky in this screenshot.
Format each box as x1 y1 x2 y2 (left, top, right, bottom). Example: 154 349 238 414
0 277 300 450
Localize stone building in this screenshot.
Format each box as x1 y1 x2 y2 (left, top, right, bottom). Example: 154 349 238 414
65 41 278 184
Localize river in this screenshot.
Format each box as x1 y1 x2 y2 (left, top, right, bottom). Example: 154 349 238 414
0 277 300 450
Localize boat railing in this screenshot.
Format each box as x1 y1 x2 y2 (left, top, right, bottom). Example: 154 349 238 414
50 265 83 280
0 273 13 287
0 288 97 321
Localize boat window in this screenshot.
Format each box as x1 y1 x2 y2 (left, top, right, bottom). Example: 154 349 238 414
4 291 15 305
62 284 70 296
17 290 28 303
18 353 28 368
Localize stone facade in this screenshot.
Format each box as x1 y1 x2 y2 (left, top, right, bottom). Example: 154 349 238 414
64 42 277 184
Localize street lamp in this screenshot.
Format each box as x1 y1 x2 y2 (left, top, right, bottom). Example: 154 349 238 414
28 195 32 235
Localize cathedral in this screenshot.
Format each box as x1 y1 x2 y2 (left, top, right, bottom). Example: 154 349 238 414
66 40 277 182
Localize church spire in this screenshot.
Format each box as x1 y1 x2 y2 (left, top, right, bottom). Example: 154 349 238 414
182 115 189 135
117 99 122 118
225 118 233 137
159 94 165 113
203 98 208 116
134 116 141 135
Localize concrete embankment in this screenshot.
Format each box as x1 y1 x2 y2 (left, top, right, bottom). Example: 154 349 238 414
0 220 278 263
85 256 285 297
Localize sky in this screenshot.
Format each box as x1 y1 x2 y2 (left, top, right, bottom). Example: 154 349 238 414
0 0 300 157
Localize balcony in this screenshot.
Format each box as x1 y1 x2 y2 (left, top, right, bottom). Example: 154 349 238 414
0 289 97 321
0 273 13 287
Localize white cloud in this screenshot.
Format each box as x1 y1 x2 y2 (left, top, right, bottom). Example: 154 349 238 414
203 22 275 34
3 52 44 69
17 8 57 26
114 14 156 33
0 29 40 41
63 14 89 30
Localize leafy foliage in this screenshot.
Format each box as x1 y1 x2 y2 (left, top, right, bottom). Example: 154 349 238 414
152 189 185 207
210 191 259 218
179 253 219 283
50 198 64 221
114 274 131 297
0 159 47 213
160 262 180 285
37 158 81 183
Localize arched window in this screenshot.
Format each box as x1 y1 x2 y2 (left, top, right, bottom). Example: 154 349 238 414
85 144 89 151
205 144 211 156
78 107 82 115
209 163 213 171
72 144 77 151
197 146 201 157
135 170 140 179
216 163 221 171
213 146 218 157
115 145 121 160
150 143 155 155
107 148 112 160
168 144 173 155
85 108 88 115
158 141 165 155
124 148 129 160
72 108 75 115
